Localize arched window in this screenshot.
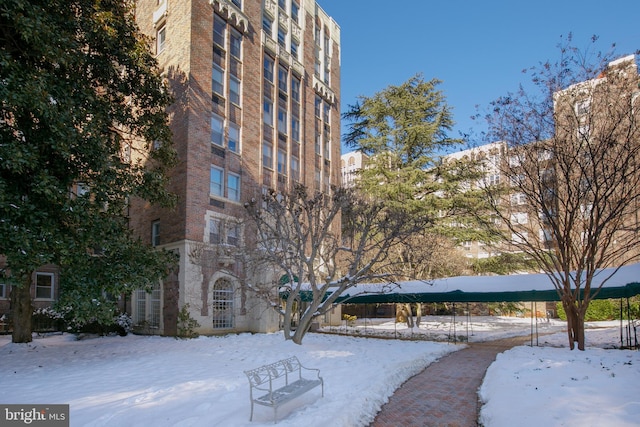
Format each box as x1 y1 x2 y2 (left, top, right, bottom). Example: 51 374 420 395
212 278 234 329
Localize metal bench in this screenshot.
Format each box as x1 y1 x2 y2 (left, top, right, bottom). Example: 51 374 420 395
244 356 323 423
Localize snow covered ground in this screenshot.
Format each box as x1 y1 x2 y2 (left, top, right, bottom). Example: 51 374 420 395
0 316 638 427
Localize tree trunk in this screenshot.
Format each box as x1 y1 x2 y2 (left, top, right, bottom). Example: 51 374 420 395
11 280 33 343
563 300 586 351
415 303 422 327
403 304 414 328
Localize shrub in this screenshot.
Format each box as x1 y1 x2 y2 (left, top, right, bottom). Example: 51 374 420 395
556 297 640 321
177 304 200 339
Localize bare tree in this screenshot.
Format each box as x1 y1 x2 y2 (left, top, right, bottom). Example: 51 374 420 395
482 39 640 350
244 184 430 344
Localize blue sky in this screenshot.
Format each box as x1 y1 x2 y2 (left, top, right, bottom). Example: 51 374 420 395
319 0 639 149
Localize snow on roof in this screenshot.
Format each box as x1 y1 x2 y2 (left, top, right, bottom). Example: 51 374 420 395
334 263 640 303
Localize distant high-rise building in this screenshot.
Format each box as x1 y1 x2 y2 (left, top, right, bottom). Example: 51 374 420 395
131 0 341 335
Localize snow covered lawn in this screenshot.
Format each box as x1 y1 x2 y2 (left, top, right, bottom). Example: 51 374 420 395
0 318 638 427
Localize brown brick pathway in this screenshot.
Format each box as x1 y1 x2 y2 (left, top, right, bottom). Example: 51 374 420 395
369 336 533 427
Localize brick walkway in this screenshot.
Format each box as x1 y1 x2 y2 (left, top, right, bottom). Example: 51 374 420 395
369 336 533 427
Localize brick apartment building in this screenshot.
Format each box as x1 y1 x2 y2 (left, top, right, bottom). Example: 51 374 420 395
130 0 341 335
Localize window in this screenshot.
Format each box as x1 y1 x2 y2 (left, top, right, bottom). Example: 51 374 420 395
264 57 274 82
231 0 241 7
291 1 299 23
210 166 224 197
510 212 528 225
151 220 160 247
227 173 240 201
278 0 286 11
262 15 273 35
263 142 273 169
0 283 7 299
229 76 240 105
278 66 288 93
509 155 522 167
575 99 590 116
212 279 234 329
277 107 287 134
209 218 221 244
263 98 273 125
228 122 240 153
291 40 299 60
134 284 161 328
35 272 54 300
323 102 330 122
315 130 321 154
227 223 239 246
212 65 224 96
314 96 321 117
511 232 528 244
277 27 286 49
510 193 527 206
211 115 224 146
213 15 226 47
539 228 553 243
229 28 242 59
291 77 300 102
487 174 500 186
156 25 166 54
291 157 299 181
291 117 300 141
277 149 287 174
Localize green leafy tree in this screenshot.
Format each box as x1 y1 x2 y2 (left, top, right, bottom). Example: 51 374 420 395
0 0 176 342
343 74 493 281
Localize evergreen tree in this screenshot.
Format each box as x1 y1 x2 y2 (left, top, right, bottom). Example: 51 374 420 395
344 75 492 281
0 0 176 342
